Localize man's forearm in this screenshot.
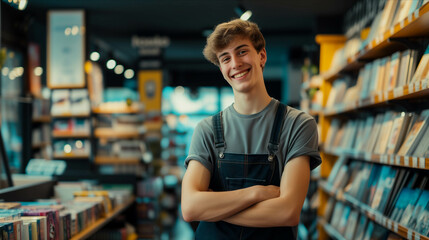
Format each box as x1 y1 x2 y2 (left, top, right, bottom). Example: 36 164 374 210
182 185 279 222
223 195 301 227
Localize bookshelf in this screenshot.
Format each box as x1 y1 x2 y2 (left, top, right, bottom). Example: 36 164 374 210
91 102 147 175
29 96 52 161
49 88 93 174
70 196 135 240
315 1 429 239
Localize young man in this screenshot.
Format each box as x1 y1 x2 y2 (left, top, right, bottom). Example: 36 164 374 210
181 19 321 239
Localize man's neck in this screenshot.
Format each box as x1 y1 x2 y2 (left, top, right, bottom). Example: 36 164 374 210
233 90 272 115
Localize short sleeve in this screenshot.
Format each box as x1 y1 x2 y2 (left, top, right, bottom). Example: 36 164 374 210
184 117 216 174
284 112 321 171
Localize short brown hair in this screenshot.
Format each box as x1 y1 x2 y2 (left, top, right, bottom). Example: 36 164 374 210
203 19 266 66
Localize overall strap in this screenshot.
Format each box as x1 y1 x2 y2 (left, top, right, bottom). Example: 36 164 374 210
212 111 226 158
267 102 286 162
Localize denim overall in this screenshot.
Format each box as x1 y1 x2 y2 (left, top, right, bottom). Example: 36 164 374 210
195 103 296 240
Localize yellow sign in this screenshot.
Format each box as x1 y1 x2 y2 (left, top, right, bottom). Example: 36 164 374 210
138 70 162 112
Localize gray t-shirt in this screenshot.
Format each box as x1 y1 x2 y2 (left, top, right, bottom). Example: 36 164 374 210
185 99 321 176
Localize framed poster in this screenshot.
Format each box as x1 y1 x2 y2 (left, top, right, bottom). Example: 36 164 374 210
138 70 162 112
47 10 86 88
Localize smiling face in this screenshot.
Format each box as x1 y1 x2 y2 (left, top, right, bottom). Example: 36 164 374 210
217 37 267 94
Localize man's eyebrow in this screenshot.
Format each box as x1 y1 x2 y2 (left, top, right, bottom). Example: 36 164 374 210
218 44 249 59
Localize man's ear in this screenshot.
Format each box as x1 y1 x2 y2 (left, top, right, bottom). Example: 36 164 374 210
260 48 267 68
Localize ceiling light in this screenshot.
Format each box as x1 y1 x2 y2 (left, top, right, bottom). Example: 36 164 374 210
90 52 100 61
124 69 134 79
235 5 252 21
114 64 124 74
106 59 116 69
34 67 43 76
18 0 27 10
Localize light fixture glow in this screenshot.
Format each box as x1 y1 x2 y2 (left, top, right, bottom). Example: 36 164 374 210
18 0 28 10
64 144 72 153
2 67 9 76
75 140 83 149
65 27 71 36
235 5 252 21
90 52 100 61
106 59 116 69
71 26 79 35
34 67 43 76
114 64 124 74
15 67 24 77
124 69 134 79
240 10 252 21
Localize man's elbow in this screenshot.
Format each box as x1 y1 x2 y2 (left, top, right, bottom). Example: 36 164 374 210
181 204 197 222
278 208 301 226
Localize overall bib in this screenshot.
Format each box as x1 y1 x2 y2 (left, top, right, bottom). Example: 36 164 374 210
195 103 297 240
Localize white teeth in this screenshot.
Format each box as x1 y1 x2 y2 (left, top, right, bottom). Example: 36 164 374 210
234 71 248 78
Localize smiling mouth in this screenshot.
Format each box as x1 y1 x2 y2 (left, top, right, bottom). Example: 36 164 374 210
232 70 249 79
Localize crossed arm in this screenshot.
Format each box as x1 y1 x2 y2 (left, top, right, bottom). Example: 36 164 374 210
181 155 310 227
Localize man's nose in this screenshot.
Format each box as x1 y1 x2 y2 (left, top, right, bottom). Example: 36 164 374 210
231 55 242 68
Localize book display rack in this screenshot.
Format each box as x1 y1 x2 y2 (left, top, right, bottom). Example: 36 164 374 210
314 1 429 239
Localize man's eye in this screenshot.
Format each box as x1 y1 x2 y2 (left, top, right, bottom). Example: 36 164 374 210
239 50 247 55
222 57 230 62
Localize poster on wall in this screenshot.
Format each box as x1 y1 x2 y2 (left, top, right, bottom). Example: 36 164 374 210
47 10 85 89
138 70 162 112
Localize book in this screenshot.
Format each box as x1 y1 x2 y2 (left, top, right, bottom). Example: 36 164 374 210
398 188 423 225
344 210 359 239
363 113 384 153
407 190 429 229
354 214 368 240
337 205 351 234
21 216 47 240
330 202 345 229
323 197 336 222
384 168 410 216
362 220 375 240
410 43 429 83
412 124 429 157
374 111 397 154
385 51 401 91
391 0 414 27
385 112 413 154
397 109 429 156
376 0 399 37
370 165 398 212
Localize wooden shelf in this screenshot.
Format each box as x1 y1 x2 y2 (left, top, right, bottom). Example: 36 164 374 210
92 104 143 114
323 79 429 117
321 3 429 83
319 183 429 240
94 156 141 165
317 218 347 240
70 197 135 240
51 113 90 118
32 116 51 123
53 154 90 159
52 131 91 138
94 128 143 139
32 142 50 150
321 147 429 170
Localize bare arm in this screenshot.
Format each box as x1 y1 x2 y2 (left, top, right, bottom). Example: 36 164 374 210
181 160 280 222
223 156 311 227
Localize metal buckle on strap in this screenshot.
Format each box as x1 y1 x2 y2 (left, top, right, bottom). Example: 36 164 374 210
268 155 274 162
219 152 224 159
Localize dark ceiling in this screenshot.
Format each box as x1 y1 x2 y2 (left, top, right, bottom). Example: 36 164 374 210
22 0 357 84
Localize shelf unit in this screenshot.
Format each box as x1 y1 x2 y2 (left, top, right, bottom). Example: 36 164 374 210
0 180 136 240
70 196 136 240
315 2 429 240
91 103 147 175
